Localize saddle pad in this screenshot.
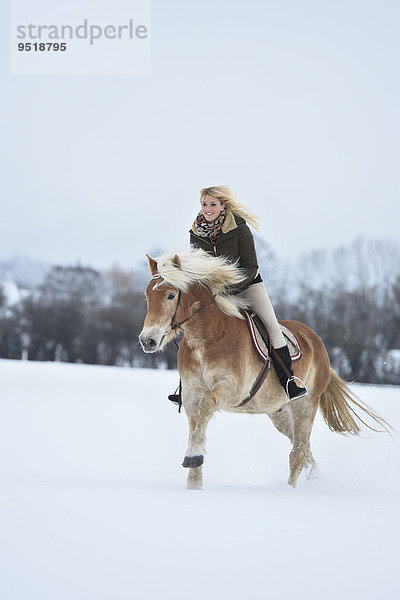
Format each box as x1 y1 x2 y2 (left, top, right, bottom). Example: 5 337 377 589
243 311 302 363
281 324 302 361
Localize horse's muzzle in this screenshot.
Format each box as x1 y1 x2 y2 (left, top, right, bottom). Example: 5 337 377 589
139 327 165 353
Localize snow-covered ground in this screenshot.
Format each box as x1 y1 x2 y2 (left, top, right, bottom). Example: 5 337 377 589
0 359 399 600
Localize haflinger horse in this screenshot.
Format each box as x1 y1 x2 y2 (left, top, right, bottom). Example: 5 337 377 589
139 248 390 490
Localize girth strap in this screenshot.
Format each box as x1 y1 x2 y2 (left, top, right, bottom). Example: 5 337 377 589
236 359 271 408
235 312 272 408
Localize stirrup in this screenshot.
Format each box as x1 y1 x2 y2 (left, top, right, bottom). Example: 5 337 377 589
285 376 308 400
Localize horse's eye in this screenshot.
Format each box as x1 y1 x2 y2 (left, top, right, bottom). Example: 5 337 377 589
167 293 176 300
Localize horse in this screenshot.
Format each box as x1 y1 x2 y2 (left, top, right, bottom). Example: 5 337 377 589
139 248 391 490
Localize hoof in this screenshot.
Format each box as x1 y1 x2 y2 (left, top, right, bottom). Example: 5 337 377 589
182 455 204 468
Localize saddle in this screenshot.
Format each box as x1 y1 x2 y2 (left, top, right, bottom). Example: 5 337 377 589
242 310 302 363
234 311 303 408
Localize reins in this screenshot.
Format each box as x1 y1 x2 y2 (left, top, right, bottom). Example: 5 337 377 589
170 289 216 333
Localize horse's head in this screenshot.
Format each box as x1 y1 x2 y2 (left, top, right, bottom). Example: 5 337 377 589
139 254 182 353
139 248 248 353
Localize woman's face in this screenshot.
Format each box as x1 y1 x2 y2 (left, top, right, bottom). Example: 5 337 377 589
201 194 225 222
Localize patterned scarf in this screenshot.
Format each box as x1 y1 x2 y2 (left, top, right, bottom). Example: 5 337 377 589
194 210 226 245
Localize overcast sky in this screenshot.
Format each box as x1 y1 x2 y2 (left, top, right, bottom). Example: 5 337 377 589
1 0 399 268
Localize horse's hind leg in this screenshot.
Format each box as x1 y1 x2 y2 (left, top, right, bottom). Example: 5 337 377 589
269 408 295 444
270 406 317 483
304 444 317 479
286 396 319 488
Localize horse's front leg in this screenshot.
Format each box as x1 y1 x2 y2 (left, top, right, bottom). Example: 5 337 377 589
183 386 219 490
184 413 206 490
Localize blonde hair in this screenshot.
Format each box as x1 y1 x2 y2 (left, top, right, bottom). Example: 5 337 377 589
200 185 261 231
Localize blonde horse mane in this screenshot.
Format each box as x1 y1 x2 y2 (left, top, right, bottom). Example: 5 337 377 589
155 248 249 318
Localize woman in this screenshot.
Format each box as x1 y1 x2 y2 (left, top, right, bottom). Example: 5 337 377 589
190 185 308 401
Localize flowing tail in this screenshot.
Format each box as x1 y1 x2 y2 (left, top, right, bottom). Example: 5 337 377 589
319 368 393 435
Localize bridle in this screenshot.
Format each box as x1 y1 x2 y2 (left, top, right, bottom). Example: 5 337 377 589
151 274 216 341
170 289 216 333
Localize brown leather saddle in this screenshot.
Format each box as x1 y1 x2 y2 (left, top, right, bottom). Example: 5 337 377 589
235 311 302 408
242 310 302 363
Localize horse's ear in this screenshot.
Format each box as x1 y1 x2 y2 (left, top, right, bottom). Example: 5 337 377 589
146 254 158 276
172 254 181 269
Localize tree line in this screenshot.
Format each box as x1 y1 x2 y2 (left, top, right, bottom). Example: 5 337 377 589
0 237 399 385
0 264 178 370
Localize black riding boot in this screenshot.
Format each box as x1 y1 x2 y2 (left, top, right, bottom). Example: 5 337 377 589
271 346 308 401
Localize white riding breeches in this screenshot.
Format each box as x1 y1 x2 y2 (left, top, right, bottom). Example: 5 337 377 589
236 282 286 349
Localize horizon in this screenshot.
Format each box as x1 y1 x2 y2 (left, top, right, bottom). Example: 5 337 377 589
0 232 399 272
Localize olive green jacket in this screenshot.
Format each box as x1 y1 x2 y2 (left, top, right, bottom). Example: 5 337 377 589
190 210 259 293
